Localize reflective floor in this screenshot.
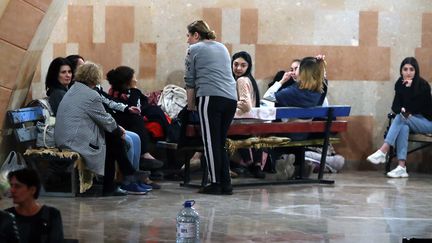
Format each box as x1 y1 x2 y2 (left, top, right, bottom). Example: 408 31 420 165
2 171 432 243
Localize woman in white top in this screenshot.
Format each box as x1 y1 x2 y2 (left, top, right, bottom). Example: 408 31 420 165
232 51 266 178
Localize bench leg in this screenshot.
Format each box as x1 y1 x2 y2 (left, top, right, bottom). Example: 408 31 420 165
294 147 306 179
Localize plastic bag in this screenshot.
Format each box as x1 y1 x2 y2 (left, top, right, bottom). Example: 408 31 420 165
0 151 27 183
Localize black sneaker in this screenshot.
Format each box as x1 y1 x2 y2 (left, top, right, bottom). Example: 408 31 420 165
103 186 127 197
198 184 222 195
221 184 233 195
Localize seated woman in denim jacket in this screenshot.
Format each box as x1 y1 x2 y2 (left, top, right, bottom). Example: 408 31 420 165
367 57 432 178
264 56 326 109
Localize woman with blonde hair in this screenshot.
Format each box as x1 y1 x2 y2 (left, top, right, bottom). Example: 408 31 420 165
184 20 237 195
55 62 149 196
263 56 325 107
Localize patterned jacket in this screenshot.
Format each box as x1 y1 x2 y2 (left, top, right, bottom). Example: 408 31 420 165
55 82 120 175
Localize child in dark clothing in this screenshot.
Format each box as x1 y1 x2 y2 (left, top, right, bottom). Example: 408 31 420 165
106 66 165 171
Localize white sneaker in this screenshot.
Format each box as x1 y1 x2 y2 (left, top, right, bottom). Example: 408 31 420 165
367 150 386 164
387 165 409 178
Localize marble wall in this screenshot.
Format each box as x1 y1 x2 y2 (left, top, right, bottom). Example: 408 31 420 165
2 0 432 170
0 0 67 157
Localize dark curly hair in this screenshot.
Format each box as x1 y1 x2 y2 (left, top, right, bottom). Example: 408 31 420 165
106 66 135 92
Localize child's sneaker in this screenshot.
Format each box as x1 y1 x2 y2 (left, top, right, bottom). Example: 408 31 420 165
387 165 409 178
367 150 386 164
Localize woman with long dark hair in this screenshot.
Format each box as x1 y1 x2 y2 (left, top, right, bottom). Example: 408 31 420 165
45 57 72 115
231 51 265 178
367 57 432 178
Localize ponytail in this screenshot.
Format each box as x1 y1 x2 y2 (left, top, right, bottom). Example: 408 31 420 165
187 20 217 40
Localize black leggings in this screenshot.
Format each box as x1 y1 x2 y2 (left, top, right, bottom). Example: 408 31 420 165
114 114 151 154
197 96 237 186
103 131 136 192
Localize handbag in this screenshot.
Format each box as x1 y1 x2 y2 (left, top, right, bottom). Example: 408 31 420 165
36 116 56 148
0 151 27 183
166 106 201 146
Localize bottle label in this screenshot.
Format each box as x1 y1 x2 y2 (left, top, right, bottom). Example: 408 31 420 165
177 222 196 238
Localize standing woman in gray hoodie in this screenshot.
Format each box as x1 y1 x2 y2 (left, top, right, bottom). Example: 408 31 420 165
184 20 238 195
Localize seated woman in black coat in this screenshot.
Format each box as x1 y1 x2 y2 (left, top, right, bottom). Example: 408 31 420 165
45 57 73 116
106 66 164 170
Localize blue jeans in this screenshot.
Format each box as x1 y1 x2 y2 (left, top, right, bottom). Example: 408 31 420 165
384 114 432 160
125 131 141 170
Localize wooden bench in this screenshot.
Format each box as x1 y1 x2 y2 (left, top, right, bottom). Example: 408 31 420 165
6 106 100 197
158 105 351 187
384 113 432 173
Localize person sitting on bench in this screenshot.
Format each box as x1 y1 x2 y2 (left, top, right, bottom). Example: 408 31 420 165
106 66 164 171
55 62 150 196
263 55 327 178
232 51 266 179
367 57 432 178
66 55 145 177
267 59 301 92
45 57 73 116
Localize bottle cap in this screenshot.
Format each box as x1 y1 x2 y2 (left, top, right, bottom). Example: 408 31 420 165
184 200 195 208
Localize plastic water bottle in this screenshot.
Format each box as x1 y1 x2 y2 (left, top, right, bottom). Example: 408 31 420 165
176 200 200 243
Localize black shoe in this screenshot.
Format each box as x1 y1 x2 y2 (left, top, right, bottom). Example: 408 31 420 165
144 179 161 189
140 158 164 170
150 170 164 180
198 184 222 195
251 165 266 179
103 186 127 197
221 184 233 195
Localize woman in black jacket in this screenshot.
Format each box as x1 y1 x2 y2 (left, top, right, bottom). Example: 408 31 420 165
367 57 432 178
45 57 73 116
106 66 164 171
6 169 63 243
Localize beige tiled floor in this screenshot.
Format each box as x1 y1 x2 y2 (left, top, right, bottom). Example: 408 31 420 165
2 171 432 243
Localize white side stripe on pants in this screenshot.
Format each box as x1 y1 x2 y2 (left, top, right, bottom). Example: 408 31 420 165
199 96 216 183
